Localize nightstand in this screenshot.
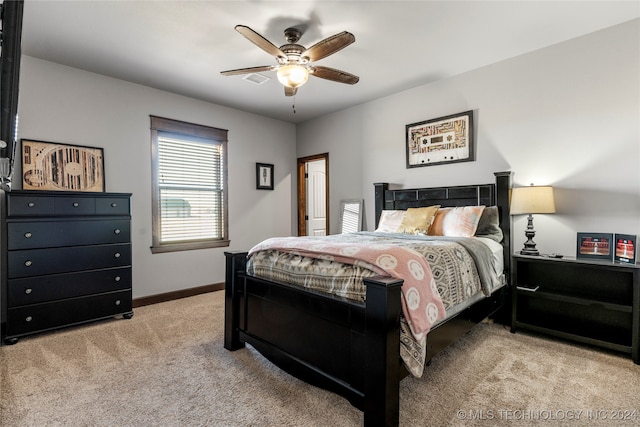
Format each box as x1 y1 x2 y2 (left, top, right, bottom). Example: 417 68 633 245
511 254 639 364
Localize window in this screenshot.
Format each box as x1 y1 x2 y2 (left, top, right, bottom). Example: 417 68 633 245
150 116 228 253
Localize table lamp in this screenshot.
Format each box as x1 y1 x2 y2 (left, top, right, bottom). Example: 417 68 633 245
510 184 556 255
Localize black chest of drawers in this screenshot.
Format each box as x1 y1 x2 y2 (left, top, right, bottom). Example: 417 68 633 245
1 190 133 344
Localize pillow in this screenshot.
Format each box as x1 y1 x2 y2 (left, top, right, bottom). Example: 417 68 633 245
375 210 406 233
475 206 503 242
397 205 440 235
428 206 485 237
428 208 452 236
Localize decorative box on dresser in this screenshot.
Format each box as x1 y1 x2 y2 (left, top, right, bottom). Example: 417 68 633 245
0 190 133 344
511 253 639 364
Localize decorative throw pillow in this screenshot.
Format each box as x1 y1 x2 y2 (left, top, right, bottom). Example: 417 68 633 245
475 206 503 242
428 206 485 237
397 205 440 235
375 210 406 233
427 208 451 236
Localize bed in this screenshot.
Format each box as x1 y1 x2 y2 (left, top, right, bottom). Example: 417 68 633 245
224 171 512 426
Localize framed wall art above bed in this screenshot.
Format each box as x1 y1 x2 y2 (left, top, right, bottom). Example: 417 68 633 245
405 110 474 168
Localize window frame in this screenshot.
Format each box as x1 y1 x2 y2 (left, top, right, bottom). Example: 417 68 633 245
150 115 229 253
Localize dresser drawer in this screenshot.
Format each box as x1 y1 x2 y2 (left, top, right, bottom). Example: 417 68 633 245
53 196 95 215
5 290 132 337
7 195 55 216
8 219 130 249
8 243 131 278
96 197 130 216
8 267 131 306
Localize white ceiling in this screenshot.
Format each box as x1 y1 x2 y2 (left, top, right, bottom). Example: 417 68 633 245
20 1 640 124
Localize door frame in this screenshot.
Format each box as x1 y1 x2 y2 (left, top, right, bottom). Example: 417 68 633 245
297 153 329 236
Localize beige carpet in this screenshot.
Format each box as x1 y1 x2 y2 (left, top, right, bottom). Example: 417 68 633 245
1 291 638 426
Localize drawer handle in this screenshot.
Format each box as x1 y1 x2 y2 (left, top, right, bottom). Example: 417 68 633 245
72 202 79 207
25 316 33 322
115 276 121 282
517 285 540 292
114 229 121 235
25 260 32 267
27 202 35 208
24 232 32 239
115 300 121 306
111 203 118 207
25 288 32 294
114 252 121 258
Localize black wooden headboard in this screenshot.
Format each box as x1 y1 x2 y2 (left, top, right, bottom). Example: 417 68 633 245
374 171 513 278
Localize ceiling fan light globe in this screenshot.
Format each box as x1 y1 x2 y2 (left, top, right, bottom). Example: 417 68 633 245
277 64 309 88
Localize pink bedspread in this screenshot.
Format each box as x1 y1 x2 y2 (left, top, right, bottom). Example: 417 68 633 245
249 236 446 340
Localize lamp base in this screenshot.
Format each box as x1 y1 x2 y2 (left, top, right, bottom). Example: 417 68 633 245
520 214 541 256
520 248 540 256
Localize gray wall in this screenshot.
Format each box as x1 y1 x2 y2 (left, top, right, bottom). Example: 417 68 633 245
15 19 639 299
17 56 297 298
298 19 640 257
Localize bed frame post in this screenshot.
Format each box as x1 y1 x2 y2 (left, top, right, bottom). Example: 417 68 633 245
224 251 247 351
493 171 513 278
363 276 404 427
374 182 389 229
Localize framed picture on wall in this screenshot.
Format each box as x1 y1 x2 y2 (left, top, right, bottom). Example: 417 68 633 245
256 162 274 190
405 110 474 168
614 233 636 264
21 139 105 192
576 232 613 261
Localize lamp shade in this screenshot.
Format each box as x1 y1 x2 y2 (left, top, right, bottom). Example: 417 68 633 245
276 64 309 88
510 185 556 215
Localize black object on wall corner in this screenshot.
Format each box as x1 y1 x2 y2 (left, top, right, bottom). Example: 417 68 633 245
0 0 24 187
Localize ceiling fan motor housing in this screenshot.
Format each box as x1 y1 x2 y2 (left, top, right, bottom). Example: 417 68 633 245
278 43 308 65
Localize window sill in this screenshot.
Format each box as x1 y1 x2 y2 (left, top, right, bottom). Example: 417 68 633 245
150 239 230 253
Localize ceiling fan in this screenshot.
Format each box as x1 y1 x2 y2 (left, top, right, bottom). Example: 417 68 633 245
220 25 359 96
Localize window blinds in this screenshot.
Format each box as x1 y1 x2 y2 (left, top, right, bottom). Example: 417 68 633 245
157 134 224 243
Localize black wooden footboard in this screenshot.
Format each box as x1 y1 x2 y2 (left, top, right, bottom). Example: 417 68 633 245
224 251 406 426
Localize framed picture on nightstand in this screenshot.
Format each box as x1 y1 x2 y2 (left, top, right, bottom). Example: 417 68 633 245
614 234 636 264
576 232 613 261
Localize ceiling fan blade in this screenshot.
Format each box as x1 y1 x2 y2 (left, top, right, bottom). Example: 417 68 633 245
220 65 275 76
285 86 298 97
301 31 355 62
235 25 286 59
310 66 359 85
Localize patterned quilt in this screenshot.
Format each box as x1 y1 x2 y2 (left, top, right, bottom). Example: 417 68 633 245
247 232 500 377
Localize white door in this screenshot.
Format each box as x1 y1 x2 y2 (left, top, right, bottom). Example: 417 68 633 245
306 159 326 236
